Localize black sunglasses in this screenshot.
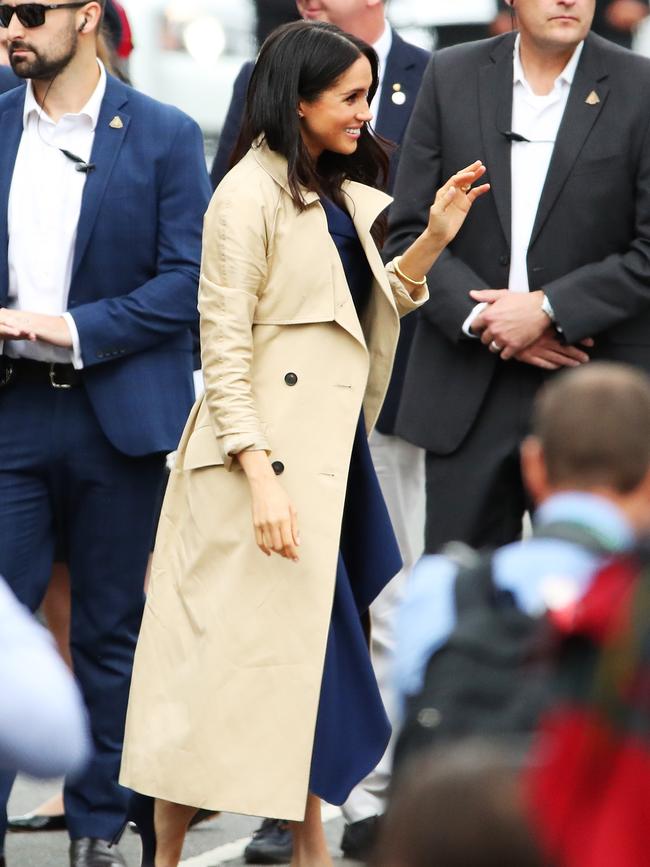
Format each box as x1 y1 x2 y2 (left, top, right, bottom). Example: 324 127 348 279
0 2 87 28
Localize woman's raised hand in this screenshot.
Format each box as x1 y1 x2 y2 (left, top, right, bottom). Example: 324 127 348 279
426 161 490 247
394 162 490 295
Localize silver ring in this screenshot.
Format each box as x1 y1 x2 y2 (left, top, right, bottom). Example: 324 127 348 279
489 340 502 353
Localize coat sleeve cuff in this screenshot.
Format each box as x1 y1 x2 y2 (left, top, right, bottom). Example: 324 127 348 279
386 260 429 316
219 434 271 472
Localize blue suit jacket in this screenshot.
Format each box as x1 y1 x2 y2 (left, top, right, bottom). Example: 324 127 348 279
0 75 212 456
0 66 22 94
209 31 430 433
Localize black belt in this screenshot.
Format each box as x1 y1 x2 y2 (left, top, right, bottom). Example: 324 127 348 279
0 356 82 389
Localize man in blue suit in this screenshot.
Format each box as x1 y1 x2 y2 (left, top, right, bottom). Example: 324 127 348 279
0 2 211 866
0 65 20 91
209 2 430 863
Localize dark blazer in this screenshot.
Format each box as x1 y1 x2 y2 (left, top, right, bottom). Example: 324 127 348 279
0 67 22 94
210 30 430 433
0 75 212 456
385 32 650 454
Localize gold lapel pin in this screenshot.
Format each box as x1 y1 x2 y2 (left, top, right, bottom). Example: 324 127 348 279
391 86 406 106
109 115 124 129
585 90 600 106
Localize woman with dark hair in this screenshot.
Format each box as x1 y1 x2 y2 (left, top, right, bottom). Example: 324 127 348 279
120 20 488 867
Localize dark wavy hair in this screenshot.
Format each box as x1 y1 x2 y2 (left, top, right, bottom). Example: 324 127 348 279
232 21 391 213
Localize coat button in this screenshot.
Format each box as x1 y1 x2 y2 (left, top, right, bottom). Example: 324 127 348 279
499 254 510 267
272 461 285 475
284 372 298 386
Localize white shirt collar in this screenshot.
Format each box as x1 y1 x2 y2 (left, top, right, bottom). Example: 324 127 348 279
22 59 107 130
372 23 393 73
513 33 584 91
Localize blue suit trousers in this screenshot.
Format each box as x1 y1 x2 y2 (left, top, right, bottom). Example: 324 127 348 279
0 375 165 846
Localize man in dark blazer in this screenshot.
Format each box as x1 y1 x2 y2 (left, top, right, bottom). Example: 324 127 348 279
209 2 429 862
385 0 650 553
0 2 211 865
0 66 20 92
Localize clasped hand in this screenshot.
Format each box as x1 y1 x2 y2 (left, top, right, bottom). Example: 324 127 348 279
0 308 72 347
470 290 593 369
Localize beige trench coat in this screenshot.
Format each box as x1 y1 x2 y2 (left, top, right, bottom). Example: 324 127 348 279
120 142 427 820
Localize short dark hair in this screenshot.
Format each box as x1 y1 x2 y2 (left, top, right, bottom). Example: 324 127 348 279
532 363 650 493
233 21 390 210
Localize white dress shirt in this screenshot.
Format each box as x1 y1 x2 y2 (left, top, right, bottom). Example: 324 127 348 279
463 37 583 334
0 574 90 777
371 23 394 122
4 60 107 366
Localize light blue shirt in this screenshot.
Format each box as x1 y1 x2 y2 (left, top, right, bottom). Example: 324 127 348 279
0 576 91 777
395 493 634 709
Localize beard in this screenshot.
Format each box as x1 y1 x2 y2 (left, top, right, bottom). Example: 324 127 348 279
9 30 78 81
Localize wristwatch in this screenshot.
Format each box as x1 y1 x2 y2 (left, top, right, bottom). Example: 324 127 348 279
540 293 556 323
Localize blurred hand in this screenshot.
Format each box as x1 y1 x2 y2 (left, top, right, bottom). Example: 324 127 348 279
0 309 72 347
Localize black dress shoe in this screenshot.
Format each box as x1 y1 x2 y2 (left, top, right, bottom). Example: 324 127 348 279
340 815 381 861
7 812 67 832
69 838 127 867
244 818 293 864
1 853 5 867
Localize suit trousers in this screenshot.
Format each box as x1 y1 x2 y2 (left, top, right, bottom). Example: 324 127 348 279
0 374 165 847
342 430 425 823
424 361 545 553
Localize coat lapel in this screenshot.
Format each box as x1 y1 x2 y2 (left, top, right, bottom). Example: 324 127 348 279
0 91 26 303
376 33 417 144
478 34 516 247
529 36 609 247
345 181 393 302
71 76 130 279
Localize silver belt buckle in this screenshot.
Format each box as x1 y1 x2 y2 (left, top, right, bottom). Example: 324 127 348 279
49 363 73 389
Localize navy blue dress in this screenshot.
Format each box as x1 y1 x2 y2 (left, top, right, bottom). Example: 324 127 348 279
308 198 402 805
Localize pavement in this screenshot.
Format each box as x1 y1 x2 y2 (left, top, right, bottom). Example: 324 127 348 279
6 775 359 866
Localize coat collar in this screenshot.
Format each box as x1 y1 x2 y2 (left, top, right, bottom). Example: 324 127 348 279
0 74 131 300
479 32 610 248
251 141 394 350
250 140 392 236
71 74 131 279
529 33 609 247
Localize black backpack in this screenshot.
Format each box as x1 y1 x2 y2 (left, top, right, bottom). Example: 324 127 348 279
393 522 614 778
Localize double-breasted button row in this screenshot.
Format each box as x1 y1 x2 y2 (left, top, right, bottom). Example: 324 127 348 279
284 372 298 386
272 461 285 476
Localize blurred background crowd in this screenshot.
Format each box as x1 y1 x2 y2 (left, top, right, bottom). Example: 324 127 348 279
118 0 650 154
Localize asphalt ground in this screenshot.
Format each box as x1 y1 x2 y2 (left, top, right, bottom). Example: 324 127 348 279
6 775 359 866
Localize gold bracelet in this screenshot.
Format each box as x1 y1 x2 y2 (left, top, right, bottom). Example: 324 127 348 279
394 256 427 287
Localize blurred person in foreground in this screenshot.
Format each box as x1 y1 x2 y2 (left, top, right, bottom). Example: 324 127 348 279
0 1 211 865
385 0 650 556
373 743 546 867
211 3 430 861
120 20 488 867
395 363 650 749
0 572 90 776
0 572 91 867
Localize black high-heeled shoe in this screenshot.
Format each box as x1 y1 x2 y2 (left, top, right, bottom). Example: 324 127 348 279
128 793 156 867
110 793 156 867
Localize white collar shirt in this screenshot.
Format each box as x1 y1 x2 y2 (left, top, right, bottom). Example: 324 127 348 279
370 23 393 122
5 60 107 364
508 35 583 293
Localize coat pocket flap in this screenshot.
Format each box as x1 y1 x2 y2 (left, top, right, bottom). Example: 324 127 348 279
183 425 225 470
